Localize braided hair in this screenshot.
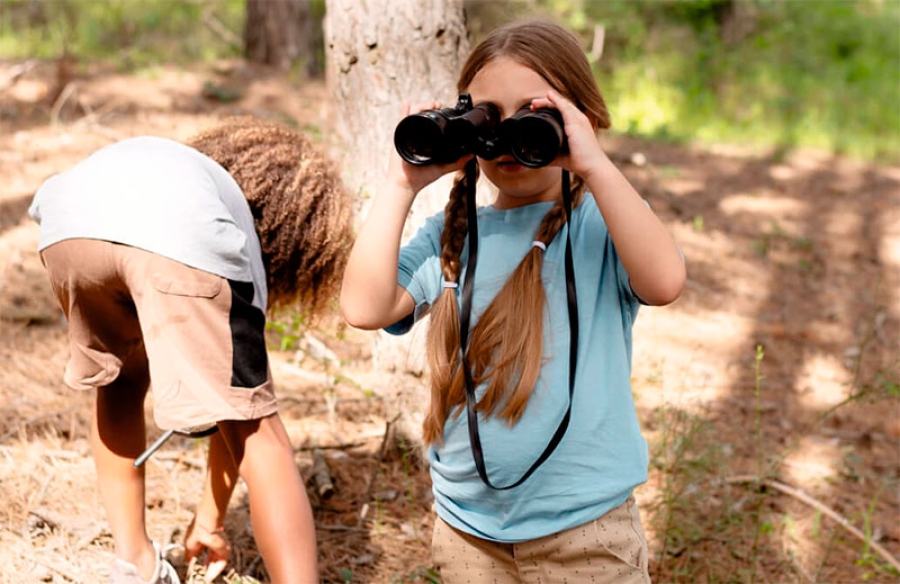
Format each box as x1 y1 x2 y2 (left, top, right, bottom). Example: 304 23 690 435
423 20 609 445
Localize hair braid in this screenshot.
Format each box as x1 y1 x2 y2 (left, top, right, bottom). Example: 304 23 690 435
423 170 472 444
423 172 587 442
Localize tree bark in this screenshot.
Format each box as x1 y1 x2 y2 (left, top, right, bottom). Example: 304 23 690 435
245 0 316 73
324 0 470 446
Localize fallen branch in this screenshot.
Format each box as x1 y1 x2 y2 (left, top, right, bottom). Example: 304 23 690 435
315 523 367 533
297 440 367 452
726 475 900 572
312 448 335 499
49 81 78 125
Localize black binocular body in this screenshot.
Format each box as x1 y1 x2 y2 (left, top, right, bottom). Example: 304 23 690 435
394 94 567 168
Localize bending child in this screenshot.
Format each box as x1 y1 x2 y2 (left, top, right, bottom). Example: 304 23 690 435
341 19 685 584
30 118 352 584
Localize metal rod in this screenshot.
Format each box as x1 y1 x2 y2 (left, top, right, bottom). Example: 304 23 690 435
134 429 175 468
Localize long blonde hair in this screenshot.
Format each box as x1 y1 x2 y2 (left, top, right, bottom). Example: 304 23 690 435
423 20 610 445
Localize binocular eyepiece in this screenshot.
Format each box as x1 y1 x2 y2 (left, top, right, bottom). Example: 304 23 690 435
394 93 566 168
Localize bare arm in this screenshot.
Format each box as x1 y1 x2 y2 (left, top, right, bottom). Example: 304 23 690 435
340 102 470 329
185 430 235 581
339 175 418 330
539 90 686 306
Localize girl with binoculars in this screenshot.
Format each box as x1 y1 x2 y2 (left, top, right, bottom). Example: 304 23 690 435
341 19 685 584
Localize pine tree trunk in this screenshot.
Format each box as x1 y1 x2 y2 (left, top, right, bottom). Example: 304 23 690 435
245 0 316 73
324 1 469 445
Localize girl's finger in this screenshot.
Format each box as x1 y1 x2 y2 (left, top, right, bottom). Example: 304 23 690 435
410 101 440 114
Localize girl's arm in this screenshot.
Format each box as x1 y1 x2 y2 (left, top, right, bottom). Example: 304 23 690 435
340 102 470 329
340 173 418 330
540 90 686 306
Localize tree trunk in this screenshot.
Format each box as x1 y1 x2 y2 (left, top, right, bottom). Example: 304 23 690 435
245 0 316 73
324 0 470 447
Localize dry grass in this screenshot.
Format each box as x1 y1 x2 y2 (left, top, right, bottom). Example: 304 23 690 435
1 58 899 583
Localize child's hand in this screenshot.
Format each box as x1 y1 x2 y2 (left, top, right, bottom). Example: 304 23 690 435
531 90 606 181
388 100 473 196
184 518 230 582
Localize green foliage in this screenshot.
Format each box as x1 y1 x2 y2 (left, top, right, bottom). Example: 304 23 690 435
537 0 900 162
0 0 245 66
4 0 896 162
265 309 308 352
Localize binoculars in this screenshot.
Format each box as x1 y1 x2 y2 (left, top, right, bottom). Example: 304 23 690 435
394 94 566 168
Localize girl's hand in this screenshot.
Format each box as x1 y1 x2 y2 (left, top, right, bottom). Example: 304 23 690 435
184 518 231 582
531 90 606 181
388 100 474 196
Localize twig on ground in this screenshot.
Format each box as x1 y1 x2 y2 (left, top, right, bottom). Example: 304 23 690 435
152 451 206 470
0 410 68 444
315 523 367 533
357 414 400 527
726 475 900 572
27 509 60 531
50 82 78 125
297 440 367 452
31 558 81 583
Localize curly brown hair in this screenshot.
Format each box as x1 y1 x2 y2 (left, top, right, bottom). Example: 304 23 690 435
187 117 352 318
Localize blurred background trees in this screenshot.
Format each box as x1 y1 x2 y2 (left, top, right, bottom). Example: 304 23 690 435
1 0 897 163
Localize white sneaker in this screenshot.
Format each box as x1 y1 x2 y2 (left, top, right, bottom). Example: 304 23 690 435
109 543 180 584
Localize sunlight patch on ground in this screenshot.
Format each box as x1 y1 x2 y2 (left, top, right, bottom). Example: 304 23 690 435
633 308 758 411
5 78 46 103
781 435 842 486
795 353 854 409
719 192 809 217
661 177 705 196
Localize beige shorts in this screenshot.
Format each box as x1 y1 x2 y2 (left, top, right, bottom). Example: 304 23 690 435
41 239 278 430
432 496 651 584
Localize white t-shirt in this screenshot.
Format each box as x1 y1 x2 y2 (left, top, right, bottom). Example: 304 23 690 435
29 136 267 311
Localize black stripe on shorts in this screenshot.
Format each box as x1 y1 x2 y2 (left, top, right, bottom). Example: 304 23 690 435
228 280 268 388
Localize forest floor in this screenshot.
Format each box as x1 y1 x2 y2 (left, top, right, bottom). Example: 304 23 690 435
1 59 898 584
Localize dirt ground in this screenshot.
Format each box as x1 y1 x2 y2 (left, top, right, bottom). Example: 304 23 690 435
1 60 898 584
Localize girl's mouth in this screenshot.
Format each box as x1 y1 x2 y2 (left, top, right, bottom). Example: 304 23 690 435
496 159 525 172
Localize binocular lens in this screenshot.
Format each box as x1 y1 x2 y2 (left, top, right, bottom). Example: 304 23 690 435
394 115 447 165
506 111 565 168
393 94 565 168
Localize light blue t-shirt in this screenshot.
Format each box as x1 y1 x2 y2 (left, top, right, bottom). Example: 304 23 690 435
389 196 648 542
28 136 267 311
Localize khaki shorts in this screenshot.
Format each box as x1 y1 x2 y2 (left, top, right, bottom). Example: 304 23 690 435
432 496 651 584
41 239 278 430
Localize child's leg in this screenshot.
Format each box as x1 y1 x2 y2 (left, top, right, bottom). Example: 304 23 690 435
217 414 318 582
41 240 160 580
91 349 158 581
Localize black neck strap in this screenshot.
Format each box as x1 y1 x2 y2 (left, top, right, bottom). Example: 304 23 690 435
458 164 578 490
